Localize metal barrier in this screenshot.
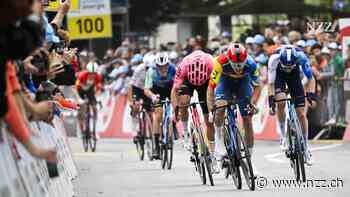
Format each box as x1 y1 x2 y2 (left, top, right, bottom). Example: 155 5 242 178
0 117 77 197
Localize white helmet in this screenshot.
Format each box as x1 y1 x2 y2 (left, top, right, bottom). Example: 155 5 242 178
154 52 170 66
143 52 155 66
86 62 99 73
169 51 178 60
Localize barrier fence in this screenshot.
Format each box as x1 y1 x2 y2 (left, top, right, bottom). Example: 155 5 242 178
0 117 77 197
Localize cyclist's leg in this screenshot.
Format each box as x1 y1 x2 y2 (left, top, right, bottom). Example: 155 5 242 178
151 87 164 157
286 70 308 142
77 89 88 135
86 86 98 138
177 83 193 147
275 67 288 140
131 86 142 137
213 77 231 157
196 81 214 151
236 76 254 154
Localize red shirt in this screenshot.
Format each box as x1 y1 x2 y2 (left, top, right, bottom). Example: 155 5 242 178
75 71 102 91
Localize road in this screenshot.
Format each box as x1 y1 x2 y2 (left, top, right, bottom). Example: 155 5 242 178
70 138 350 197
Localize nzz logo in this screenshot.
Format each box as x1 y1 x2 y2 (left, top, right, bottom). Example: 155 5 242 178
306 18 336 33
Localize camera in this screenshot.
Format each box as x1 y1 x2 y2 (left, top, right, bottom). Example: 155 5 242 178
31 51 49 73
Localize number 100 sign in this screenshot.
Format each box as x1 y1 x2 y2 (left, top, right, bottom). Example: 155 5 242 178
68 14 112 40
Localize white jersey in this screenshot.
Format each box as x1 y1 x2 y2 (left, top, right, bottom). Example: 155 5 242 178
130 63 147 89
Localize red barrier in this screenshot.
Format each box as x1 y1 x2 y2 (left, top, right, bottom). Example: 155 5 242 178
99 95 133 139
343 122 350 141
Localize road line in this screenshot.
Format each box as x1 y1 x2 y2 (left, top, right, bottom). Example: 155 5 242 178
264 143 343 163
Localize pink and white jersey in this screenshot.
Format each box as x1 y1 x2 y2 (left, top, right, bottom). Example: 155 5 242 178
174 50 213 88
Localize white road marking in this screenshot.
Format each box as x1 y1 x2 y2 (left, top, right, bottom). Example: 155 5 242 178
264 143 343 164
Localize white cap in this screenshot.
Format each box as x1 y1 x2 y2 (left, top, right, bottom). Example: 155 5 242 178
296 40 306 48
328 42 338 50
245 37 254 44
321 47 330 54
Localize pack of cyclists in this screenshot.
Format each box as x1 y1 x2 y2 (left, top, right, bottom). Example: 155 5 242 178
122 42 317 176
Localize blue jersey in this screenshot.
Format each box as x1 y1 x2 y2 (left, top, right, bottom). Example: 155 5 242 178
144 64 176 89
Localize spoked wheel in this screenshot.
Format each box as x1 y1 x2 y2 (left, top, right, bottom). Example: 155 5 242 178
287 123 300 181
235 128 255 191
295 134 306 182
89 107 97 152
166 120 174 169
196 127 214 186
192 132 206 184
229 156 242 189
83 115 90 152
144 113 154 161
223 125 242 189
136 137 145 161
166 137 173 170
82 131 89 152
161 143 167 169
203 148 214 186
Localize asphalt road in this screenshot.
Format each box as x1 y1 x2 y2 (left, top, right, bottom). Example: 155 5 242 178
70 138 350 197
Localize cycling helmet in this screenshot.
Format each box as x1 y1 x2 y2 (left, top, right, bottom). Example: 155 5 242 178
86 62 99 73
187 51 212 86
279 45 298 70
143 52 155 66
254 34 265 45
154 52 170 66
226 43 248 72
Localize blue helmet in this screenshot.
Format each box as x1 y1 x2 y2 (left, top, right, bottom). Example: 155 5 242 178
279 46 298 69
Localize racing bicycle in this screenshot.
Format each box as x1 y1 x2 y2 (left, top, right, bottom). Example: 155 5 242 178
213 98 256 190
274 95 309 182
82 99 97 152
132 99 154 161
178 102 214 186
154 98 174 170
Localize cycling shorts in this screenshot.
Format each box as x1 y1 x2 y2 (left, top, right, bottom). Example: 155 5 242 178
178 80 209 114
132 86 152 111
275 66 305 108
215 75 253 117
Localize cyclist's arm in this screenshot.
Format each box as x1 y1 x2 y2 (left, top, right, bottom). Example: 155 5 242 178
128 85 134 103
267 54 279 96
171 63 186 108
207 58 222 112
297 52 316 93
144 68 156 99
247 57 262 105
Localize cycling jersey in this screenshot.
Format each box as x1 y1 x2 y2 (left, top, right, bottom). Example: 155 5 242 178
130 63 147 89
268 47 313 84
268 47 313 107
145 64 176 100
209 54 260 89
144 64 176 90
173 51 213 89
75 71 102 92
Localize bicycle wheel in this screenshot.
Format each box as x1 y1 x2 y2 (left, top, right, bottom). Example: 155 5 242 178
287 122 300 181
144 113 154 161
235 127 255 190
83 113 90 152
90 108 97 152
166 121 174 170
295 136 306 182
223 125 242 189
161 143 167 169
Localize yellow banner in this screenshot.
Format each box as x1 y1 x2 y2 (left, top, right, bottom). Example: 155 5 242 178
46 0 79 12
68 14 112 40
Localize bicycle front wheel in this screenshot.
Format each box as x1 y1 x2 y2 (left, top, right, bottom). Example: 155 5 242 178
235 128 255 191
89 107 97 152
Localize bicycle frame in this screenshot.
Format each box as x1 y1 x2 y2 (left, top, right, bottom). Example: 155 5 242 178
286 101 306 151
225 105 239 156
161 99 173 144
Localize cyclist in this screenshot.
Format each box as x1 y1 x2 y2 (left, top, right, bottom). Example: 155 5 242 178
207 43 261 172
76 62 103 138
268 45 316 165
128 53 155 143
170 50 217 169
144 52 176 159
